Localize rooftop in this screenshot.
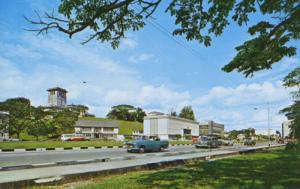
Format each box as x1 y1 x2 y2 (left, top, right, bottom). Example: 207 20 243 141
47 87 68 93
74 120 119 128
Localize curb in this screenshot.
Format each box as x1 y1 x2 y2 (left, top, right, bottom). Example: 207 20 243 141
0 146 126 153
0 144 191 153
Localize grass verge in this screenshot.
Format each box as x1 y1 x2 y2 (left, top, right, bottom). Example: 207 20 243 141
0 140 123 149
33 148 300 189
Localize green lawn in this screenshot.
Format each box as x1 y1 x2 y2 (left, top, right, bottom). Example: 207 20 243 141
79 117 143 135
65 148 300 189
0 140 123 149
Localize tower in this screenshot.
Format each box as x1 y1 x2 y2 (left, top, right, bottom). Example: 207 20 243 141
47 87 67 107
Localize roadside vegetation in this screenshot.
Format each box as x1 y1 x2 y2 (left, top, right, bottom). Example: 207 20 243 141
33 147 299 189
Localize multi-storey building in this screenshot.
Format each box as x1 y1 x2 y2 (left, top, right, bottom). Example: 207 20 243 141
47 87 67 107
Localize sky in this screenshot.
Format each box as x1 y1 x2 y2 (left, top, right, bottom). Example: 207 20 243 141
0 0 299 134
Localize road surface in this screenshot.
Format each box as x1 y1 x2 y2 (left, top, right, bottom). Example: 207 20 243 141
0 143 274 167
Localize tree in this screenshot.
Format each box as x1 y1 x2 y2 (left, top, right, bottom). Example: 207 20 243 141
179 106 195 121
0 98 33 138
106 104 146 122
26 0 300 75
49 109 79 137
27 107 51 140
171 111 177 117
280 67 300 139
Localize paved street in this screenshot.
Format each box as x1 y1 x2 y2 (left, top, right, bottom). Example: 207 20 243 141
0 142 274 167
0 145 201 167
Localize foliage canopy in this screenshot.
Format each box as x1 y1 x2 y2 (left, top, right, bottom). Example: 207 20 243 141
26 0 300 77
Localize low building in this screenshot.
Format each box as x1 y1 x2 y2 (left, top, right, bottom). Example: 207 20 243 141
74 120 119 139
282 120 292 138
143 114 199 140
199 120 224 137
0 111 9 141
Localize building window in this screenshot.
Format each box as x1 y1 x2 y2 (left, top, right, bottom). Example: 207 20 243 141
183 129 191 135
103 128 114 133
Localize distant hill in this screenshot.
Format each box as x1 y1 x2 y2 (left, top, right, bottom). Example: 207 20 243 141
79 117 143 135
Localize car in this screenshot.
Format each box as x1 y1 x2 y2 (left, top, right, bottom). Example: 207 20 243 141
219 139 234 146
126 138 169 153
61 134 86 141
244 138 256 146
195 136 219 148
278 138 285 144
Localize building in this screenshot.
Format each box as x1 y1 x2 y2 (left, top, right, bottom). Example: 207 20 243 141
74 120 119 139
199 121 224 137
282 120 292 138
0 111 9 141
47 87 67 107
143 114 199 140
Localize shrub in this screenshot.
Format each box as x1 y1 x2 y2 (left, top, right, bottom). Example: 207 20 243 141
285 142 300 151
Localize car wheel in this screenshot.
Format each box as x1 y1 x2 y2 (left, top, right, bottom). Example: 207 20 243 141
159 146 164 152
139 146 145 153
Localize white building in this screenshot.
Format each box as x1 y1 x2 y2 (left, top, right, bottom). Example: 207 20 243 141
74 120 119 139
199 120 224 137
282 120 292 138
143 114 199 140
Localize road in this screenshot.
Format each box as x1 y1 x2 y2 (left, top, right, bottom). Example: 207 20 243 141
0 142 274 167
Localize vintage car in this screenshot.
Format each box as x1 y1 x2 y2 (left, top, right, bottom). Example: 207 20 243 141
244 138 256 146
195 136 219 148
126 138 169 153
61 134 87 141
219 139 234 146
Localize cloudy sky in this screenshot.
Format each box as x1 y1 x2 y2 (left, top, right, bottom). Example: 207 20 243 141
1 1 299 133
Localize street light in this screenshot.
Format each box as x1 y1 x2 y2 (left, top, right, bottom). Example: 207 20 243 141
254 102 271 147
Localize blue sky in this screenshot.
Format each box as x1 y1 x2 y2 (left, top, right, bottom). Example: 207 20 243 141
1 0 299 133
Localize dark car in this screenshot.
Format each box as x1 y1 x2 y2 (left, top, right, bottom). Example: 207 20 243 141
126 139 169 153
244 138 256 146
195 136 219 148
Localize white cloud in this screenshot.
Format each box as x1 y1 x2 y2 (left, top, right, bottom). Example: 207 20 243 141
194 81 291 107
120 38 138 49
128 53 155 63
104 85 191 110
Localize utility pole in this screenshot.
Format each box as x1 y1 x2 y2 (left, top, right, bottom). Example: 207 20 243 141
267 102 270 147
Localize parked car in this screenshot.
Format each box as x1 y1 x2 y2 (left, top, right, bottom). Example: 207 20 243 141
244 138 256 146
195 136 219 148
126 138 169 153
278 138 285 144
219 139 234 146
61 134 86 141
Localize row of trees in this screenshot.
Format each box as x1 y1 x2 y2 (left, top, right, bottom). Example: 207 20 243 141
106 105 196 122
171 106 196 121
106 105 146 122
228 128 256 139
0 98 82 140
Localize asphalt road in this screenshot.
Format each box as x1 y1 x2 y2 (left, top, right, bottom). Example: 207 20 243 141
0 142 274 167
